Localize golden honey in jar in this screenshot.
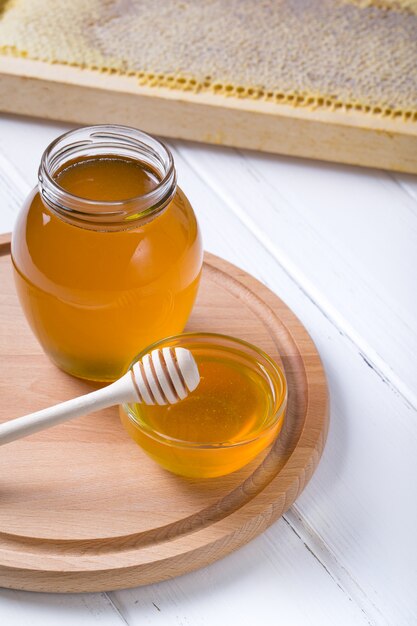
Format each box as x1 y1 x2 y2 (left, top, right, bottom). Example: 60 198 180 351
120 334 287 478
12 126 203 381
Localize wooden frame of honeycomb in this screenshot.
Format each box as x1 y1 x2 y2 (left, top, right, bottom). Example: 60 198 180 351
0 0 416 172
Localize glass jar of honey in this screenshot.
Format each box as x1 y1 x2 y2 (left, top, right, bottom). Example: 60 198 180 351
12 125 203 381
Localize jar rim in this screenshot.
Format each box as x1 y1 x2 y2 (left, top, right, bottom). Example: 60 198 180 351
122 332 288 449
38 124 177 230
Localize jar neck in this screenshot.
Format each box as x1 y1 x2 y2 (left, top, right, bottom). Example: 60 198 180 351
38 125 177 231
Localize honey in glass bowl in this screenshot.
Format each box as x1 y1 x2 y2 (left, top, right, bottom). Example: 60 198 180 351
11 125 203 381
120 333 287 478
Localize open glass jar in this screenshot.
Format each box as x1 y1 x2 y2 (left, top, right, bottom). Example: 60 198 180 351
11 125 203 381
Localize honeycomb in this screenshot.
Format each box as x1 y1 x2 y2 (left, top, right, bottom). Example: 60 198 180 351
0 0 416 120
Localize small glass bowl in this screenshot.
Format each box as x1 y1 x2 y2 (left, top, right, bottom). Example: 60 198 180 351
119 333 287 478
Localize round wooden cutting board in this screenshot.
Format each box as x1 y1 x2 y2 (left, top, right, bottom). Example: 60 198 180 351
0 233 328 593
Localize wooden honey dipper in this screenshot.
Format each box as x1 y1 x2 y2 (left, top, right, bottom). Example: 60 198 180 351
0 348 200 446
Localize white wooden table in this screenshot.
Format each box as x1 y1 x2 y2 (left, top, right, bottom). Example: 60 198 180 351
0 113 416 626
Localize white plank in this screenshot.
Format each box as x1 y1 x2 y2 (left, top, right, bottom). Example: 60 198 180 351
111 519 370 626
0 151 26 232
394 172 417 204
174 141 417 409
0 115 73 232
0 113 73 187
0 589 128 625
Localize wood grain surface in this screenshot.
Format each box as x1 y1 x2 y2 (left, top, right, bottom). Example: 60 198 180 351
0 234 328 593
0 57 416 173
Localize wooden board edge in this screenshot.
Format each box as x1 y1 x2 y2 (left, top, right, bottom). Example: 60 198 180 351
0 231 11 253
0 448 326 593
0 57 416 173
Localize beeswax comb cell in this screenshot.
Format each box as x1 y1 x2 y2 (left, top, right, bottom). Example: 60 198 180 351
0 0 416 118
